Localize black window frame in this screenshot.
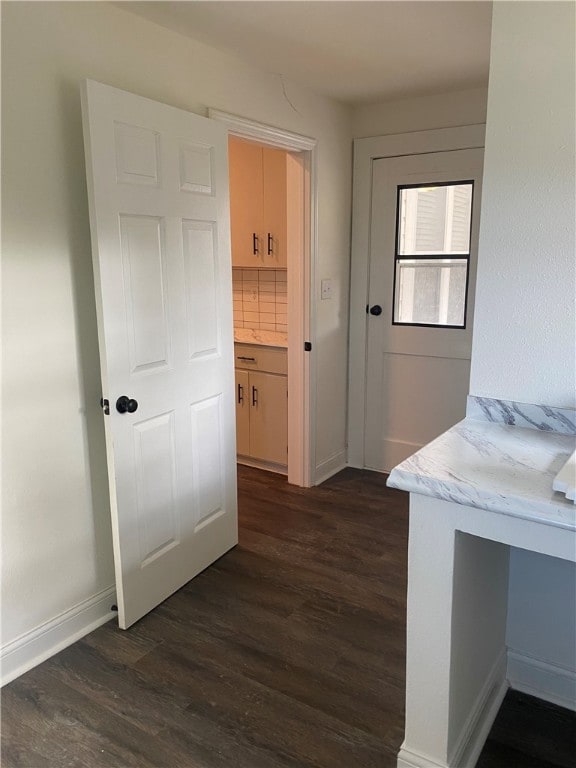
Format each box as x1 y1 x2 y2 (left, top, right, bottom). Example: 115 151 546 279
392 179 475 330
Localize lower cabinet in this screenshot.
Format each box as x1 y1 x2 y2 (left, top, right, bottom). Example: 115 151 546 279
235 366 288 467
235 369 251 457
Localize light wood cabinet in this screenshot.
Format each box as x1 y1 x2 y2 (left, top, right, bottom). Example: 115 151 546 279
229 137 287 268
234 344 287 468
235 369 250 457
248 371 288 465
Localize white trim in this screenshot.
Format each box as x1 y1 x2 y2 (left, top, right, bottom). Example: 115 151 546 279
348 125 486 468
1 586 116 686
209 109 317 487
449 649 508 768
237 456 288 476
314 449 347 486
397 648 507 768
397 746 450 768
365 437 424 475
508 650 576 711
208 109 316 152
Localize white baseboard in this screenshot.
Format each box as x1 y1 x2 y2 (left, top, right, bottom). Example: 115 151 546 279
237 456 288 476
381 438 423 473
397 745 447 767
507 650 576 711
398 650 508 768
1 586 116 686
450 649 508 767
314 448 347 485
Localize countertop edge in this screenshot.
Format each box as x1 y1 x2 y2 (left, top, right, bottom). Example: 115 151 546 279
387 466 575 531
386 418 576 532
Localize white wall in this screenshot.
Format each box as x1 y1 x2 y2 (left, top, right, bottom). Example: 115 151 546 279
1 1 351 669
507 550 576 710
352 86 488 139
470 2 575 408
469 1 576 706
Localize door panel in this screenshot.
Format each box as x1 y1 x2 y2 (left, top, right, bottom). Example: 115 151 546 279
364 352 472 471
82 80 238 629
119 215 170 372
249 371 288 465
190 394 226 528
365 149 483 472
133 411 178 564
182 220 219 360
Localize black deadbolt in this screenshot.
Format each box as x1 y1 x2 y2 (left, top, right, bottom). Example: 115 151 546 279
369 305 383 316
116 395 138 414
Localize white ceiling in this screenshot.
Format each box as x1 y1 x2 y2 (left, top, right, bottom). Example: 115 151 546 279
118 1 493 105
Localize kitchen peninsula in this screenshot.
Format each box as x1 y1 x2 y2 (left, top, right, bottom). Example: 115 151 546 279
388 397 576 768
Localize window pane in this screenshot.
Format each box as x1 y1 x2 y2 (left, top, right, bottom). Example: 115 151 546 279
398 183 473 255
394 259 467 326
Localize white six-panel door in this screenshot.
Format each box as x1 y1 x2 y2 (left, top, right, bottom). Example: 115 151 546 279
81 80 238 628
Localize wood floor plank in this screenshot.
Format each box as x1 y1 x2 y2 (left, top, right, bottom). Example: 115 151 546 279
2 670 175 768
2 466 574 768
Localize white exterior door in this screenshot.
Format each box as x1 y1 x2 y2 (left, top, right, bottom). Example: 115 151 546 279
82 80 237 629
365 149 484 472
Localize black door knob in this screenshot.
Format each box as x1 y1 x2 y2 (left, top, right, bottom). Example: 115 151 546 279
116 395 138 414
369 305 383 316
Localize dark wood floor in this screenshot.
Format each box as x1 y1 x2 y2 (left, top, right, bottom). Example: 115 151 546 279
2 467 575 767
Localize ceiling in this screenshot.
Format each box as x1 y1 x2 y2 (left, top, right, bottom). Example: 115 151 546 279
118 1 493 105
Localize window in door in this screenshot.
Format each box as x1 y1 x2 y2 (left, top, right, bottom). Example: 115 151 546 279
393 181 474 328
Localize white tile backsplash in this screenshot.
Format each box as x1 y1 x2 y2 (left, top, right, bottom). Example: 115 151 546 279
232 268 288 333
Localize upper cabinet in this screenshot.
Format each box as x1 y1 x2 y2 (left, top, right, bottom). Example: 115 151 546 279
229 137 287 268
261 146 287 268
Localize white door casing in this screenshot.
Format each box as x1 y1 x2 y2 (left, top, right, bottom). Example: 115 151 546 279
209 109 316 487
82 80 238 629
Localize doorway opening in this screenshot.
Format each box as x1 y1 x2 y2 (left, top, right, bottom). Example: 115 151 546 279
210 110 317 488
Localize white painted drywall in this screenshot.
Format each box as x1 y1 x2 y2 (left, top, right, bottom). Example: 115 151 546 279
507 549 576 708
1 1 351 658
352 86 488 139
470 2 576 408
469 2 576 704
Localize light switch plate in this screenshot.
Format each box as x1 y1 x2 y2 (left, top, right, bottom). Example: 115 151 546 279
321 279 333 300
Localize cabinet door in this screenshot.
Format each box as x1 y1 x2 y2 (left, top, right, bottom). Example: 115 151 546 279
262 147 287 267
249 371 288 465
229 137 263 267
235 369 250 456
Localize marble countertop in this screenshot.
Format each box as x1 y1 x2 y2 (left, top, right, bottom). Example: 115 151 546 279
387 419 576 530
234 328 288 348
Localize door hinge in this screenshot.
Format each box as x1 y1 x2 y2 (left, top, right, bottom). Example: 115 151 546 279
304 341 312 351
100 398 110 415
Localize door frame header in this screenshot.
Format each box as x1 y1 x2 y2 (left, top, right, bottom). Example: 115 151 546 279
208 109 316 152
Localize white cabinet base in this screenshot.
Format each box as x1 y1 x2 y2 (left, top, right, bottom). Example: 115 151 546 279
400 492 576 768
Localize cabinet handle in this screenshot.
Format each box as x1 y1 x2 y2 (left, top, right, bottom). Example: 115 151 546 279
267 233 273 256
252 233 259 255
237 356 256 362
238 383 244 404
252 386 258 406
